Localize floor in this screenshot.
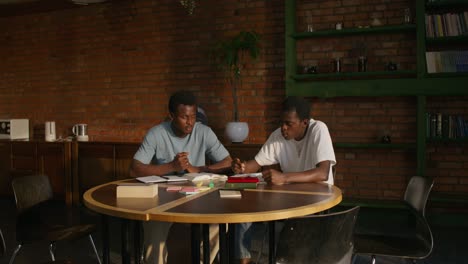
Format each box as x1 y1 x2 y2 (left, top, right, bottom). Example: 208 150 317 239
1 198 467 264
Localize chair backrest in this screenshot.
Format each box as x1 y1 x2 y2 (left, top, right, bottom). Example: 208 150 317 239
12 175 53 213
275 206 360 264
0 228 5 257
404 176 434 217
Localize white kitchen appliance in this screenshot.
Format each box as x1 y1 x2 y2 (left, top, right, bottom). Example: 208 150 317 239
45 121 56 142
0 119 29 139
72 123 89 141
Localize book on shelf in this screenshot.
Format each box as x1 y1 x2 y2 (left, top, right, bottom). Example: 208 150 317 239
425 51 468 73
116 183 158 198
426 112 468 139
219 190 242 199
425 12 468 38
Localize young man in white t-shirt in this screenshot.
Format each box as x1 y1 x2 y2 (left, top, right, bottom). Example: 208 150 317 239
231 96 336 264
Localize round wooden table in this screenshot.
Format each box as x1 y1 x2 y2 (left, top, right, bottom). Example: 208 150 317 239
84 179 342 264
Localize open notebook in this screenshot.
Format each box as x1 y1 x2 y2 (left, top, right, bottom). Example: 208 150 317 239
184 173 228 182
136 175 189 183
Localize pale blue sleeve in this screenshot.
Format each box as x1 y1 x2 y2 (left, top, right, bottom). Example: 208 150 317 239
133 129 157 164
204 127 229 163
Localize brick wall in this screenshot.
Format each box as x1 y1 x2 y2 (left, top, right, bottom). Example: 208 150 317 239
0 0 285 143
0 0 466 199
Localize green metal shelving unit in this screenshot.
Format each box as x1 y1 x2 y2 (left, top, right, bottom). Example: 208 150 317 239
291 24 417 39
285 0 468 177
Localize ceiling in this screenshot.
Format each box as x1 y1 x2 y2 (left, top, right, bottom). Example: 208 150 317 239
0 0 106 4
0 0 108 17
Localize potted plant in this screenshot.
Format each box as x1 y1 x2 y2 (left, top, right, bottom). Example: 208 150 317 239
212 31 261 143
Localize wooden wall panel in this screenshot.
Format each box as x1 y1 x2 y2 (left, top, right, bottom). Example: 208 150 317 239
0 142 12 196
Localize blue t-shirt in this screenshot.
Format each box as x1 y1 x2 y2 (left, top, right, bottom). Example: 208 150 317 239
134 121 229 173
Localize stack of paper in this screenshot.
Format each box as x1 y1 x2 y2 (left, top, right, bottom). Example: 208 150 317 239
219 190 242 199
179 186 210 195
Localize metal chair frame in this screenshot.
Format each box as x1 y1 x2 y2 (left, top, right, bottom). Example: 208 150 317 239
353 175 434 264
9 175 101 264
275 206 360 264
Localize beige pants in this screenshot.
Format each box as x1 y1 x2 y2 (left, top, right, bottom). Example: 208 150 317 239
143 221 220 264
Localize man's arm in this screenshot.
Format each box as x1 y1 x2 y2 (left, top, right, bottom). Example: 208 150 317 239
197 156 233 174
129 152 191 178
262 160 331 185
231 158 262 174
130 154 234 177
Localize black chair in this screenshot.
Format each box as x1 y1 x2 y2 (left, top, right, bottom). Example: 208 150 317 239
1 228 5 258
2 227 74 264
275 206 360 264
353 176 434 264
9 175 101 264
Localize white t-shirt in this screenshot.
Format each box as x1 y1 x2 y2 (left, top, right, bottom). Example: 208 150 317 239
254 119 336 185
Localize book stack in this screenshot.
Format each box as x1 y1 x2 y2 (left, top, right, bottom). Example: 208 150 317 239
426 112 468 139
116 183 159 198
224 176 259 189
219 190 242 199
425 12 468 38
426 51 468 73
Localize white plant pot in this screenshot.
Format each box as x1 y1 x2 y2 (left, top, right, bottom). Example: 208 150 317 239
225 122 249 143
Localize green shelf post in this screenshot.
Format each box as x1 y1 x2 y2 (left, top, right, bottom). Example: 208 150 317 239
417 95 427 177
285 0 296 96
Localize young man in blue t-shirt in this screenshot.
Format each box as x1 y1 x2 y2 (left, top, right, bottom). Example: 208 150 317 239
130 90 232 263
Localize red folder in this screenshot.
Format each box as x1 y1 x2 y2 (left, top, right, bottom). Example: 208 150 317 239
227 177 259 183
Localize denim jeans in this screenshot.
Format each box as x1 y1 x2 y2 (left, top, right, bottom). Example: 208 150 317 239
234 222 284 260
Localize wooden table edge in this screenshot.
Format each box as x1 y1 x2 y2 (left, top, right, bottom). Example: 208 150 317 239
83 180 343 223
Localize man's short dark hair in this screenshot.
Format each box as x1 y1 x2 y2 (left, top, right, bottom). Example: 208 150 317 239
282 96 310 120
168 91 197 113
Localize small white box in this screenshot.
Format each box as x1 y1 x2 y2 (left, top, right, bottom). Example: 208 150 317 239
0 119 29 139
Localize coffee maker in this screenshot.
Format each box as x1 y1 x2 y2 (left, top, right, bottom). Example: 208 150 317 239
72 124 89 141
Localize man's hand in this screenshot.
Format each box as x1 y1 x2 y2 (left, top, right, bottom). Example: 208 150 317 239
231 158 245 174
262 169 288 185
172 152 190 171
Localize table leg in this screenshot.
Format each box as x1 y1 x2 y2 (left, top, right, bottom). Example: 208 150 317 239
134 221 142 264
121 219 131 264
219 223 228 264
268 221 275 264
202 224 210 264
101 215 110 264
228 223 236 264
191 224 201 264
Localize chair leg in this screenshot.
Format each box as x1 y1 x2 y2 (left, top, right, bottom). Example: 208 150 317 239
88 234 102 264
49 243 56 261
9 244 22 264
